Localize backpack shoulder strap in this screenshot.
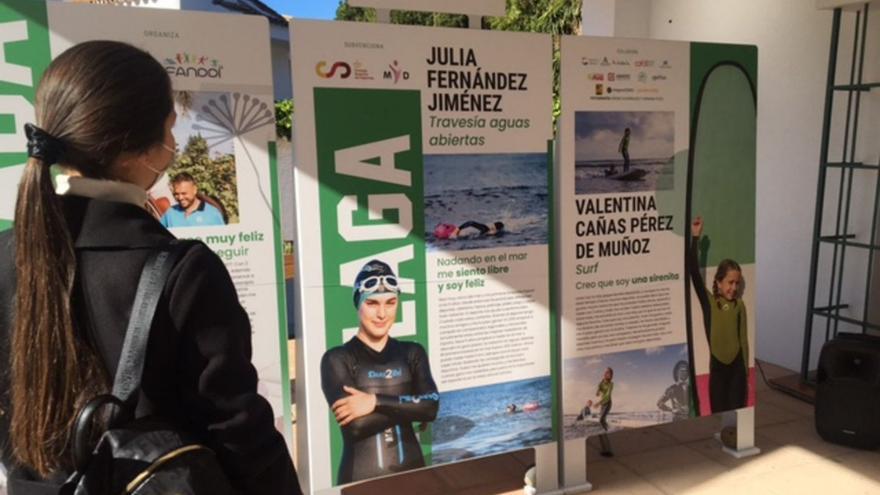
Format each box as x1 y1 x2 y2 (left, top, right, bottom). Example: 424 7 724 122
112 240 197 404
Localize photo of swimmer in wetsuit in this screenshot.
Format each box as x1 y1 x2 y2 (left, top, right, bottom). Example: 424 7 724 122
433 220 505 240
320 260 439 484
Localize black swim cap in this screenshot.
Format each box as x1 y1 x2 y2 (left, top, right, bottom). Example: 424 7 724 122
352 259 398 308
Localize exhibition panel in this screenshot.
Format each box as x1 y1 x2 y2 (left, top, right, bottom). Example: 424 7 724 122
558 35 757 438
0 0 292 437
290 19 556 492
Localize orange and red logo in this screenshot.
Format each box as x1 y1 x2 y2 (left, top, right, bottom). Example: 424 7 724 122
315 61 352 79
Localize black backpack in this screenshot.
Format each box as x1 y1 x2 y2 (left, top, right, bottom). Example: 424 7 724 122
815 332 880 450
58 241 236 495
59 241 235 495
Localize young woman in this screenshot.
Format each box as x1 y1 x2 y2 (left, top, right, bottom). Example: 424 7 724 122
0 41 300 493
320 260 439 484
689 216 749 412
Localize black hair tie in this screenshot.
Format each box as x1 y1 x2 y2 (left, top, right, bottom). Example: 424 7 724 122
25 123 65 165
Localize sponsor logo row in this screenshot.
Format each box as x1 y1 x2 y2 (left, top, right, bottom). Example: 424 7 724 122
581 56 673 69
593 84 661 96
588 72 668 83
315 59 410 83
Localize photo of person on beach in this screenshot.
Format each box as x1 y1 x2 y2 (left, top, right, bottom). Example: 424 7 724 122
574 111 674 194
319 260 439 484
689 216 750 413
572 367 614 456
563 345 690 441
595 367 614 456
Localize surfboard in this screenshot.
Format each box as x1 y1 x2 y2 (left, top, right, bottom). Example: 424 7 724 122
604 168 647 181
687 48 757 417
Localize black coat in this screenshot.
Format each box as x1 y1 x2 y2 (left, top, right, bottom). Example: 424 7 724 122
0 195 301 494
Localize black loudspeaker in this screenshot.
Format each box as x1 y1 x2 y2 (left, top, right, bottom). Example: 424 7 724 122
815 333 880 450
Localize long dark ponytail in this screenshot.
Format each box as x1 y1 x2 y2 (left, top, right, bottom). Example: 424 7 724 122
11 40 172 476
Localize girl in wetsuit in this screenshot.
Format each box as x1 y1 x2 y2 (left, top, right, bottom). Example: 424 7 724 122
320 260 439 484
689 216 749 412
596 367 614 431
595 367 614 457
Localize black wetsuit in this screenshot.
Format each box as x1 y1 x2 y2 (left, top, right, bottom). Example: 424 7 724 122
620 133 631 172
458 221 490 235
599 402 612 430
657 382 689 420
320 337 439 484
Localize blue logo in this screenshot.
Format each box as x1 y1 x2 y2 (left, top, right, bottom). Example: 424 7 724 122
368 368 402 380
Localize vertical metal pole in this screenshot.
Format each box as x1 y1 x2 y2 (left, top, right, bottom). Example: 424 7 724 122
803 8 842 381
826 9 861 341
862 168 880 332
833 3 869 336
857 3 879 333
834 167 855 336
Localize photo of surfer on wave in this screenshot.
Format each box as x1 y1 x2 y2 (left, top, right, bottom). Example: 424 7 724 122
574 111 674 195
607 127 631 175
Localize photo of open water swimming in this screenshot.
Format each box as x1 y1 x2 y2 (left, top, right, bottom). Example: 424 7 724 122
432 376 553 464
425 153 549 252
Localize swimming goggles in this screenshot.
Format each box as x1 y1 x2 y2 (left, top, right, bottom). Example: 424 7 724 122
355 275 399 294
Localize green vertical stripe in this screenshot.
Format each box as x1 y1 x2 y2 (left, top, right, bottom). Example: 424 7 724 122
314 87 426 484
0 0 50 111
268 141 294 444
547 139 559 441
0 0 53 231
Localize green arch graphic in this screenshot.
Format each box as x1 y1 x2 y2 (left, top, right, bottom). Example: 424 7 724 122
690 64 756 266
